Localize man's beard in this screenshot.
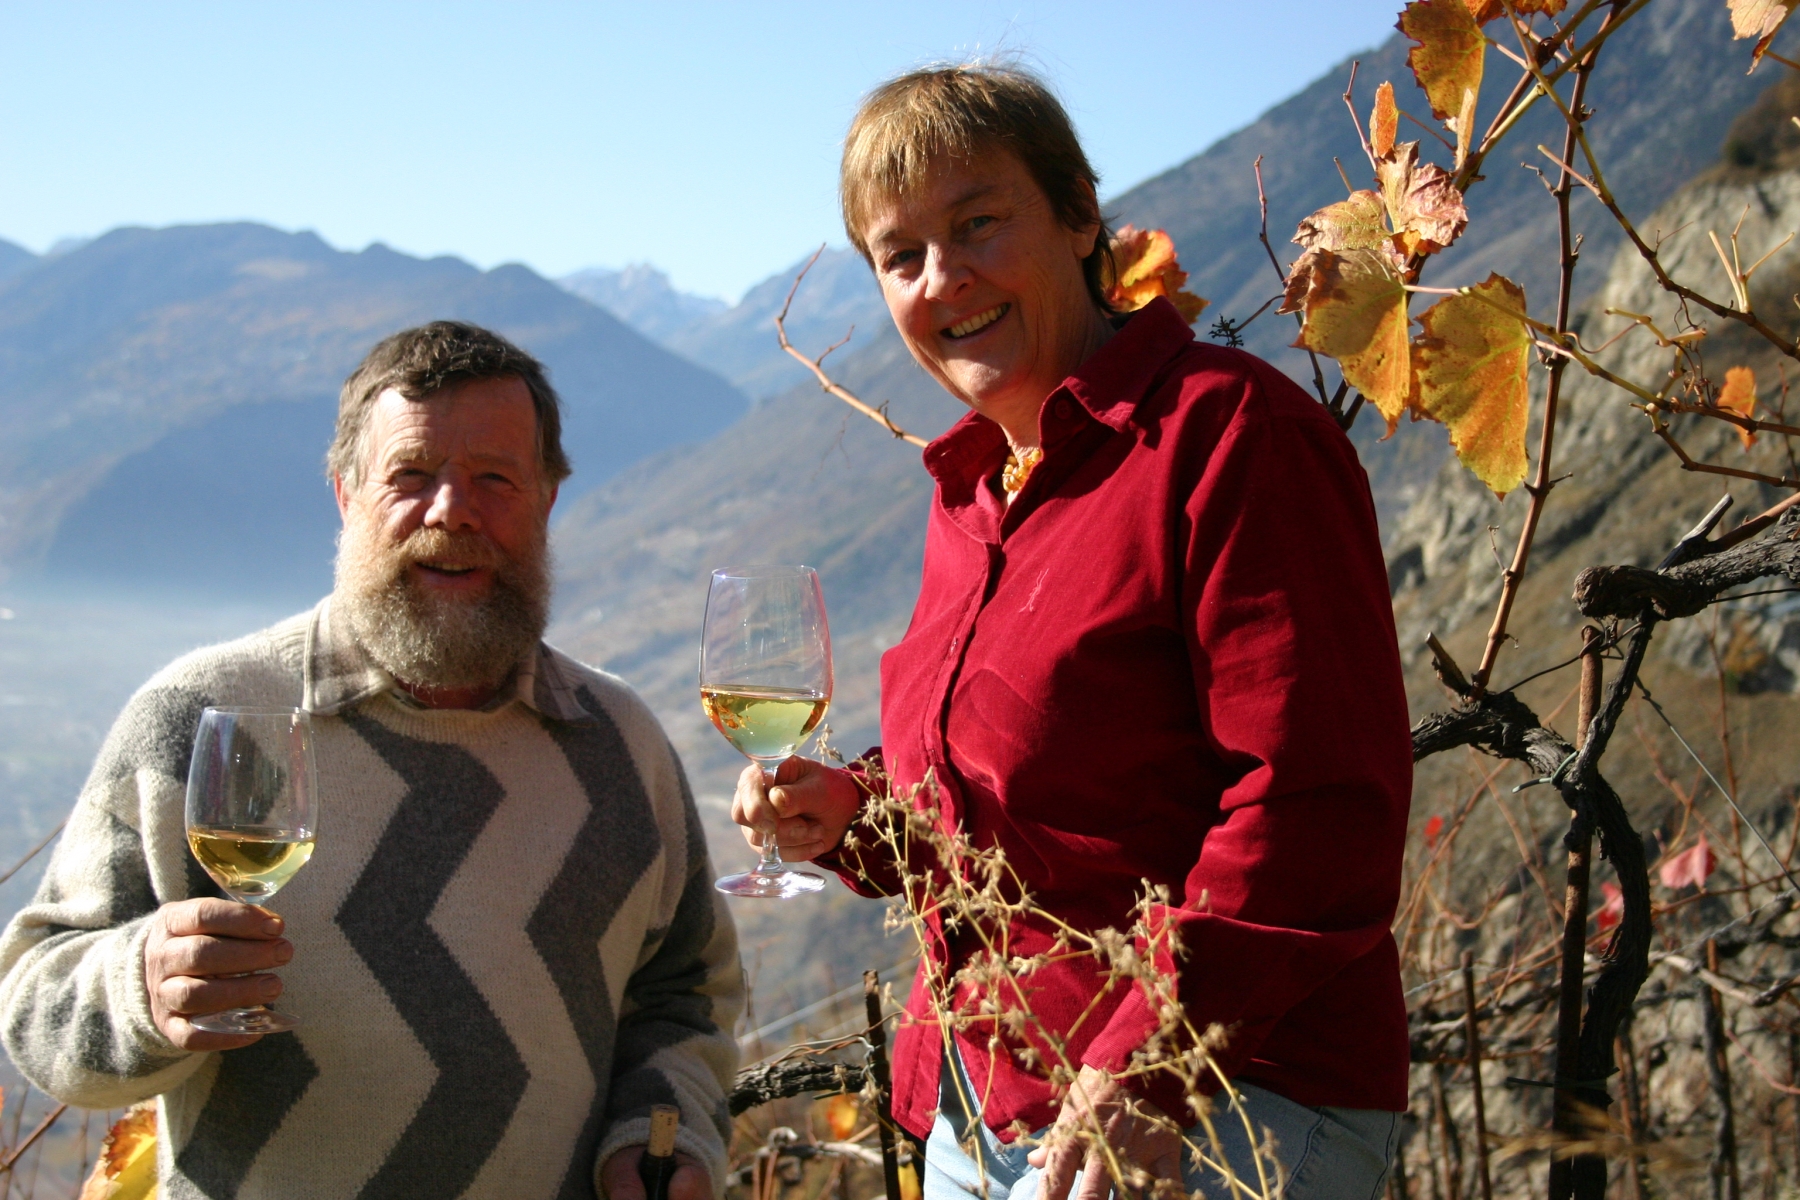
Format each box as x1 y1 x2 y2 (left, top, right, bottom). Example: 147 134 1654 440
333 516 552 692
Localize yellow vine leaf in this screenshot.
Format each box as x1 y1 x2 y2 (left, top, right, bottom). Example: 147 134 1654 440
1282 247 1413 433
1717 365 1760 447
1103 225 1209 324
1413 274 1532 497
1294 190 1390 253
1729 0 1800 67
1371 82 1399 158
79 1104 158 1200
1400 0 1485 134
1465 0 1567 21
1378 142 1469 256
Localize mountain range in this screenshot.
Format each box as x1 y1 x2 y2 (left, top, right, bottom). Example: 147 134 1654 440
0 224 748 598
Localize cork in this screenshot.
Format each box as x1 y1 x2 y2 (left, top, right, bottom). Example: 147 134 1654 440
645 1105 680 1158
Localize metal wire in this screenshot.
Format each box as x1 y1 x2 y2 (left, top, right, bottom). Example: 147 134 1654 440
1634 679 1800 901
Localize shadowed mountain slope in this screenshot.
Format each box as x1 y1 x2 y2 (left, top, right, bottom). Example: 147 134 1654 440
0 239 32 281
663 248 888 400
1 223 748 600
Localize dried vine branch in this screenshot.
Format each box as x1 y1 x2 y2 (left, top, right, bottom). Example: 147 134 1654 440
1573 506 1800 619
776 246 927 449
731 1055 868 1116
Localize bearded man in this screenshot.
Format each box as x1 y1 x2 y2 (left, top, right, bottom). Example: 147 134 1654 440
0 322 741 1200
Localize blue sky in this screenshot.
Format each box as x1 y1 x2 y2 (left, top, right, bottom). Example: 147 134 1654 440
0 2 1402 301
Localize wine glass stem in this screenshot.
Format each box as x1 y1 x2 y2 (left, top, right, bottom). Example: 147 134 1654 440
757 763 784 874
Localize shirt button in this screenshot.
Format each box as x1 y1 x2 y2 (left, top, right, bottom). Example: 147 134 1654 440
1055 399 1074 419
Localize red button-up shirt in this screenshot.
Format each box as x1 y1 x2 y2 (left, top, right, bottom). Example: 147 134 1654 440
821 298 1413 1140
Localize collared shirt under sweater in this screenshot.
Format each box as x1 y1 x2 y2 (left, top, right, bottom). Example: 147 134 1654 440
820 298 1414 1140
0 596 742 1199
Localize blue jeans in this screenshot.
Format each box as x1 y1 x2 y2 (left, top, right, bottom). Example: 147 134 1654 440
922 1049 1397 1200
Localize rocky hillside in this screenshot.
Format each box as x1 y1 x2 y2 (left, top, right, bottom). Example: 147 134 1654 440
1379 126 1800 1188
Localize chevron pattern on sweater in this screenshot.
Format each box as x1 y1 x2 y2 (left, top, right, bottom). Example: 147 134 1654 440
337 713 530 1200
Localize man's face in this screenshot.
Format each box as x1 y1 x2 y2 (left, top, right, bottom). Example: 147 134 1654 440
332 377 558 691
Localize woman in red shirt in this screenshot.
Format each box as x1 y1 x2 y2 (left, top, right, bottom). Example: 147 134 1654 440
732 64 1413 1200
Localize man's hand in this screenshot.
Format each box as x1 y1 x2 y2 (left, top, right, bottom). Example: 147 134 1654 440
600 1147 709 1200
729 757 861 863
144 898 292 1051
1026 1066 1183 1200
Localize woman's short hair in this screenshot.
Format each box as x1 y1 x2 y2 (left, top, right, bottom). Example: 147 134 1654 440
840 63 1114 310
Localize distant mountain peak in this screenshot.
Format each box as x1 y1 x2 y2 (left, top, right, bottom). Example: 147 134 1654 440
559 262 728 343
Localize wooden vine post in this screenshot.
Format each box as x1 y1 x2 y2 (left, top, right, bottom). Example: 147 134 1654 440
1701 940 1741 1200
1461 950 1493 1200
864 970 903 1200
1549 626 1606 1200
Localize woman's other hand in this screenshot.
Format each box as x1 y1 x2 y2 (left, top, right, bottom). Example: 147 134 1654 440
1027 1066 1183 1200
729 757 861 862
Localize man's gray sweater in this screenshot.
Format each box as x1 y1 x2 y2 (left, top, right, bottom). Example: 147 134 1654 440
0 599 742 1199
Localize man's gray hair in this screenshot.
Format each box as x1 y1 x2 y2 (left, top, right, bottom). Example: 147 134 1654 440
327 321 572 488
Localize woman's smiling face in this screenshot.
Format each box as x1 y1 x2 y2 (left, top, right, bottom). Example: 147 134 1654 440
860 149 1108 443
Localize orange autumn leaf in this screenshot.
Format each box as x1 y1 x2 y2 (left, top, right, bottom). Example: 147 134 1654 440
1717 365 1760 448
1294 190 1390 253
1378 142 1469 255
80 1103 158 1200
1282 246 1413 433
1104 226 1208 324
1413 274 1532 497
822 1092 861 1141
1371 82 1399 158
1465 0 1567 21
1729 0 1800 68
1400 0 1484 139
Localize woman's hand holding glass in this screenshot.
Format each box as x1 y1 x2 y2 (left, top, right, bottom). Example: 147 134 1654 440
729 756 862 865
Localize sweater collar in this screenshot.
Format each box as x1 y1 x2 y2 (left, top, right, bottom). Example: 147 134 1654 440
302 595 592 723
920 296 1197 485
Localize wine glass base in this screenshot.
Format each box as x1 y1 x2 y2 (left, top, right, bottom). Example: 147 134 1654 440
188 1006 300 1035
714 867 827 899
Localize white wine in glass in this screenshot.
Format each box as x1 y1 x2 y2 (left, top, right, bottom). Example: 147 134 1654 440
702 565 832 899
184 706 318 1034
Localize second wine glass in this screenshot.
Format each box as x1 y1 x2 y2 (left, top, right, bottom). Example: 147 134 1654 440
701 565 832 899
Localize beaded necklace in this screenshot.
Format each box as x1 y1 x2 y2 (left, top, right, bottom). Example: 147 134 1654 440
1001 446 1044 496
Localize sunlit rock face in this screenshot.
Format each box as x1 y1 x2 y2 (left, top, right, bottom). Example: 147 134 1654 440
1387 164 1800 694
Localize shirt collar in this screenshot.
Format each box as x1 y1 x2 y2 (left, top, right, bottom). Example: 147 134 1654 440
920 296 1197 487
302 594 594 723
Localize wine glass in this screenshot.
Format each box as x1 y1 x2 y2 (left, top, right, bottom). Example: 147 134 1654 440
184 706 318 1034
701 565 832 898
